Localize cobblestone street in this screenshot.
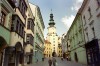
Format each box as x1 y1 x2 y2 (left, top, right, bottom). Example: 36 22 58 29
32 58 87 66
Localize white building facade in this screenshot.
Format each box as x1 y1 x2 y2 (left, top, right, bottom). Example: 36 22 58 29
80 0 100 65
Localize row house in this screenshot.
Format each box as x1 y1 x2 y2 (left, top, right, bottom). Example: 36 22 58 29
80 0 100 66
66 12 87 64
0 0 35 66
61 33 67 58
24 0 35 66
57 37 62 57
64 0 100 65
64 34 71 61
0 0 15 66
29 3 45 62
4 0 27 66
44 40 52 58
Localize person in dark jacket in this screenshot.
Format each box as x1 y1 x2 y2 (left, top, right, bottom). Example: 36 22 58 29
52 57 56 66
48 58 52 66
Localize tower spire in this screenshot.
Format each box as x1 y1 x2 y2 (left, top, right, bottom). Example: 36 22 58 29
48 9 55 26
51 9 52 14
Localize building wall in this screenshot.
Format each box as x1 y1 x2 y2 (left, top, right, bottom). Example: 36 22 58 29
57 37 62 57
0 0 15 45
57 46 62 57
29 3 45 62
81 0 100 46
80 0 100 65
61 34 67 54
0 26 10 45
47 27 58 55
44 40 52 58
67 14 87 64
10 32 24 46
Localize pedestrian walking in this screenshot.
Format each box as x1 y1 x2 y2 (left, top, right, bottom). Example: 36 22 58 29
52 57 57 66
48 57 52 66
42 57 44 61
61 57 63 61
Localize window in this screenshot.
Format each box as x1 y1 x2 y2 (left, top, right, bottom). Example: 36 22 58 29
11 15 24 38
83 15 86 25
26 34 34 45
92 27 95 39
27 21 30 29
11 21 14 31
86 32 89 42
88 7 92 19
0 11 6 25
18 0 27 19
90 21 95 39
16 20 19 32
27 35 29 43
27 19 34 33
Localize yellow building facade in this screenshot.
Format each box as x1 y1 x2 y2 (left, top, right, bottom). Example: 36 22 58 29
44 40 52 58
57 37 62 57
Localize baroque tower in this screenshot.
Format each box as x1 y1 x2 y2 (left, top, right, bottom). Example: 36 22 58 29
46 11 58 56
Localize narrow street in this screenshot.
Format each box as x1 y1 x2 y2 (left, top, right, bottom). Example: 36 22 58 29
32 58 87 66
1 0 100 66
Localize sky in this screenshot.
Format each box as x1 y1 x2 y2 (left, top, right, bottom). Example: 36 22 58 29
29 0 83 38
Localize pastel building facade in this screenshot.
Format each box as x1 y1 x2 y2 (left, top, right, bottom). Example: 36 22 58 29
24 0 35 65
29 3 45 62
80 0 100 65
68 13 87 64
57 37 62 57
44 40 52 58
0 0 15 66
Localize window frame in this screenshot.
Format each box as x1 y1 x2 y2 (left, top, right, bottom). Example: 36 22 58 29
0 11 6 25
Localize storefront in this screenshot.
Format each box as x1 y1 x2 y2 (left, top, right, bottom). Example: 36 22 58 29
85 39 100 66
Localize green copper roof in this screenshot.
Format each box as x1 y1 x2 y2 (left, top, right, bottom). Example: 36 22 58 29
48 13 55 25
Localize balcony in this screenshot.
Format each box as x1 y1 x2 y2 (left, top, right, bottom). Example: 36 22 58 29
7 0 16 8
11 14 25 38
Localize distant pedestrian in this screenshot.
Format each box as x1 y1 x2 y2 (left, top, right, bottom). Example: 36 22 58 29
36 59 38 63
48 57 52 66
52 57 56 66
61 57 63 61
42 57 44 61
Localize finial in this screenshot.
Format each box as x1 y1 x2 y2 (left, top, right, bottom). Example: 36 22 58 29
51 9 52 14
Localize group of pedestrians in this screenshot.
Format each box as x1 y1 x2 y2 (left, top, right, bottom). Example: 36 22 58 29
48 57 57 66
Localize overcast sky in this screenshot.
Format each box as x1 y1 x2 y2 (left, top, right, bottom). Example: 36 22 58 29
29 0 83 38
